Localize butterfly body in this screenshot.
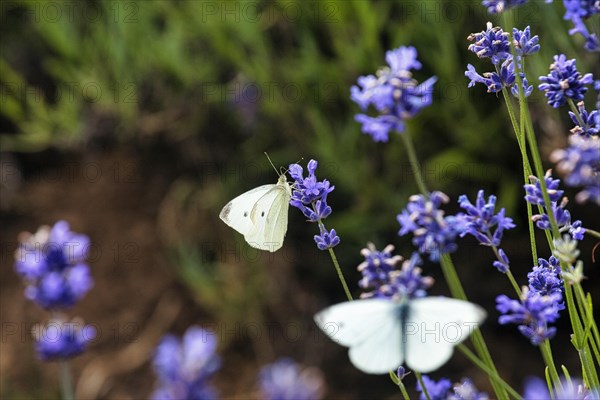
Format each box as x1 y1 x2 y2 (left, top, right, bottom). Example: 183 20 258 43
220 174 292 252
314 297 486 374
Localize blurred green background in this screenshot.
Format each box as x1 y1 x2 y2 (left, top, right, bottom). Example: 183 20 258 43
1 0 598 398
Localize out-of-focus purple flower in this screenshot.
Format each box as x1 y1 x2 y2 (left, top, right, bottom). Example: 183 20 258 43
152 326 220 400
481 0 529 14
357 244 433 300
550 134 600 205
523 376 599 399
562 0 600 52
416 375 452 400
538 54 594 108
524 172 586 240
14 221 93 310
568 101 600 136
528 256 563 296
496 289 563 345
448 379 490 400
259 358 324 400
351 46 437 142
35 319 95 361
397 192 462 262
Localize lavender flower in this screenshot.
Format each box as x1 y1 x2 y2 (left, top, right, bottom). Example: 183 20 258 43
14 221 93 310
289 160 339 251
152 326 220 400
467 22 511 64
357 243 433 300
512 26 541 56
259 358 324 400
416 375 452 400
466 24 537 96
523 376 599 399
457 190 516 247
550 134 600 205
562 0 600 52
34 319 96 361
568 101 600 136
448 379 489 400
351 46 437 142
528 256 563 296
397 191 461 261
538 54 594 108
496 288 563 345
524 172 586 240
481 0 528 14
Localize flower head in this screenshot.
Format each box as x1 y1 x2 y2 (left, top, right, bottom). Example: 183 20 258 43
550 134 600 205
481 0 528 14
351 46 437 142
523 376 599 399
152 326 220 400
528 256 563 296
512 26 541 56
397 191 462 261
448 379 489 400
496 288 563 345
259 358 324 400
35 319 95 361
524 172 586 240
467 22 511 64
562 0 600 52
289 160 340 251
466 24 536 96
538 54 594 108
568 101 600 136
14 221 93 310
358 244 433 300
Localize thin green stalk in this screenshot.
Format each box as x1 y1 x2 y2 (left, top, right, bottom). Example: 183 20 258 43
327 246 353 302
400 132 429 195
457 344 523 399
540 341 564 392
389 371 411 400
60 360 74 400
415 372 432 400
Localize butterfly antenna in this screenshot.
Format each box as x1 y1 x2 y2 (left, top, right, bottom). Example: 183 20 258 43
264 152 280 176
279 156 303 176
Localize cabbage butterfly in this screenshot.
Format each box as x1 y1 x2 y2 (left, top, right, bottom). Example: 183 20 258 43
314 297 486 374
219 171 292 253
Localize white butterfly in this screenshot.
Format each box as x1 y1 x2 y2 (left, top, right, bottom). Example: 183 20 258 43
314 297 486 374
219 173 292 252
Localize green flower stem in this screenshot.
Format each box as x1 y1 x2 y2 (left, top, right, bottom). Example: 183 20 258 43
457 344 523 400
499 86 538 265
327 246 353 302
574 285 600 366
400 132 429 195
389 371 411 400
415 371 432 400
60 360 74 400
315 216 353 302
489 243 522 296
584 228 600 239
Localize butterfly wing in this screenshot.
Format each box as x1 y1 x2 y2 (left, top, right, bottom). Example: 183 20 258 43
404 297 486 373
314 299 404 374
244 181 291 252
220 184 275 236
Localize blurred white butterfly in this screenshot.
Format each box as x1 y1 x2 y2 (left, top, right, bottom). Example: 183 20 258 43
219 170 292 253
314 297 486 374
